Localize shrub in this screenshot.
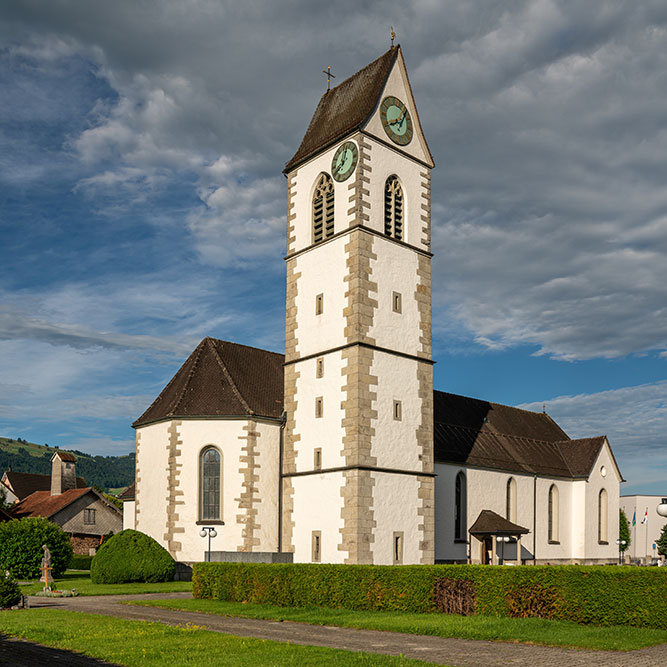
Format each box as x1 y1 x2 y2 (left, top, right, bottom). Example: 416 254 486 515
90 529 175 584
69 554 93 570
0 518 73 579
193 562 667 629
0 572 21 608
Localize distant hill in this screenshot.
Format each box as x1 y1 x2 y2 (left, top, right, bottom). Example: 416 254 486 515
0 436 134 492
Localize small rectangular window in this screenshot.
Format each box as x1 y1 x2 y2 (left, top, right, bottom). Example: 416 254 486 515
314 448 322 470
312 531 321 562
315 397 323 418
83 508 96 525
316 357 324 378
393 531 404 565
392 291 402 313
315 293 324 315
393 400 402 421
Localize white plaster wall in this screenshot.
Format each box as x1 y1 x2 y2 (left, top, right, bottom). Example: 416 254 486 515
371 472 421 564
251 421 280 553
534 477 573 562
434 464 467 562
363 137 429 250
370 351 421 471
367 239 421 355
291 472 345 563
570 480 587 560
293 351 346 472
621 494 667 560
363 56 431 168
293 236 347 358
289 141 357 253
135 422 171 552
583 442 620 562
123 500 136 530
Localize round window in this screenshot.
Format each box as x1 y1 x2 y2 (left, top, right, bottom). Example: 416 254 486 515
600 465 607 478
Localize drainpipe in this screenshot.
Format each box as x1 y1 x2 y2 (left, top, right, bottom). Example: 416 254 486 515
278 410 286 553
533 474 537 565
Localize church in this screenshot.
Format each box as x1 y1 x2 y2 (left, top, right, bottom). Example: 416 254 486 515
122 46 623 566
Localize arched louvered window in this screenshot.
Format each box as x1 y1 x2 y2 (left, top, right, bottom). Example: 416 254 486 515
598 488 608 543
455 471 467 540
384 176 403 240
200 447 222 521
506 477 517 523
548 484 559 542
313 173 335 243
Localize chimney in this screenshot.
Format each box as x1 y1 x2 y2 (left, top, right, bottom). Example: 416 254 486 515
50 452 77 495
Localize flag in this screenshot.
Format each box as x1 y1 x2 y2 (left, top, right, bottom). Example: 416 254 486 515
641 508 648 525
632 510 636 526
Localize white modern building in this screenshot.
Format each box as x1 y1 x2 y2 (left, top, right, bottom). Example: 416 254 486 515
123 46 624 566
621 495 667 562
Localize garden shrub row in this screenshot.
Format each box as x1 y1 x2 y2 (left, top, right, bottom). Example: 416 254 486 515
69 554 93 570
193 562 667 629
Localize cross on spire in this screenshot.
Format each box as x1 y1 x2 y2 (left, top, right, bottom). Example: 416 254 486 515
391 26 396 47
322 66 335 92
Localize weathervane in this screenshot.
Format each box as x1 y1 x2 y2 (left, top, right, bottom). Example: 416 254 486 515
322 66 336 92
391 26 396 46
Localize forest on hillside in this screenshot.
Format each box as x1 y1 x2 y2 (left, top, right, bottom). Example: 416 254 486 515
0 438 135 491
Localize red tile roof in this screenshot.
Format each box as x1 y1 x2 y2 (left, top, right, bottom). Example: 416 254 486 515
133 337 284 427
12 487 92 519
53 451 77 462
284 47 399 173
2 471 87 501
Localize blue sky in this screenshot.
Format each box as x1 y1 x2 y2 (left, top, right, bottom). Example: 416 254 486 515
0 1 666 494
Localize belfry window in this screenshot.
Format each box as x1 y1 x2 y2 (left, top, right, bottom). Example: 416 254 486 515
200 447 221 521
384 176 403 240
313 173 335 243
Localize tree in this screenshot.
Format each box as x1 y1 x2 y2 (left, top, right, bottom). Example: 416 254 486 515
619 509 631 551
657 524 667 558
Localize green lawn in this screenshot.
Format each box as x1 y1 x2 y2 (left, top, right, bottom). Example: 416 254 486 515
133 598 667 652
0 609 441 667
20 571 191 596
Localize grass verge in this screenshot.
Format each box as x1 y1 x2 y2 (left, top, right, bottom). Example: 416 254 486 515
0 609 441 666
20 571 191 596
132 598 667 652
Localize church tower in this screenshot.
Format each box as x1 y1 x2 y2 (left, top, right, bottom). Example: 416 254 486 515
282 46 435 564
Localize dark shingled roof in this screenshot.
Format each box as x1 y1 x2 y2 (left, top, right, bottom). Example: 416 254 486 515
2 471 87 501
53 451 77 462
12 487 92 519
133 337 284 427
434 391 610 479
118 482 135 500
284 47 399 173
469 509 530 536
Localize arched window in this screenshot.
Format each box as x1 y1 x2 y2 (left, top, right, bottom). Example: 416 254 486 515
506 477 517 523
384 176 403 240
313 173 334 243
598 488 608 543
548 484 559 542
455 471 467 540
200 447 221 521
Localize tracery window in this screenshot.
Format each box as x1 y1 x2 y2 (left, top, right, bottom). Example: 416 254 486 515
455 471 467 540
548 484 559 542
506 477 517 523
313 173 335 243
598 488 608 543
200 447 221 521
384 176 404 240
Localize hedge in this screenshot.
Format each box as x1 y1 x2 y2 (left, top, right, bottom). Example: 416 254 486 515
193 562 667 629
91 529 175 584
69 554 93 570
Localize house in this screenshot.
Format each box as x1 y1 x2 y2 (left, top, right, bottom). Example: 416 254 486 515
621 495 667 563
125 46 623 566
10 452 122 554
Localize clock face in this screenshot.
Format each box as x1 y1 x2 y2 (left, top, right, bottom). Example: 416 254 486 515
331 141 358 182
380 96 413 145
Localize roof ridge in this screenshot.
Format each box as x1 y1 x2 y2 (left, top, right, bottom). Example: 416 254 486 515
170 338 207 415
206 338 253 415
552 441 575 477
205 336 283 359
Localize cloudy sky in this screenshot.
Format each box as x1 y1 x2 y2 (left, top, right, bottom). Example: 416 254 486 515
1 1 666 495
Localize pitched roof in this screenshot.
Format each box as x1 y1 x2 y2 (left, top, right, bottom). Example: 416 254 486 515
12 486 92 519
134 337 284 427
284 47 399 173
469 509 530 536
118 482 135 500
434 391 609 479
53 451 77 462
0 506 13 522
2 471 87 501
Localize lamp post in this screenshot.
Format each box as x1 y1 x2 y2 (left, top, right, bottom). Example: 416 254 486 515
496 536 510 564
657 498 667 518
199 525 221 562
616 538 627 565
